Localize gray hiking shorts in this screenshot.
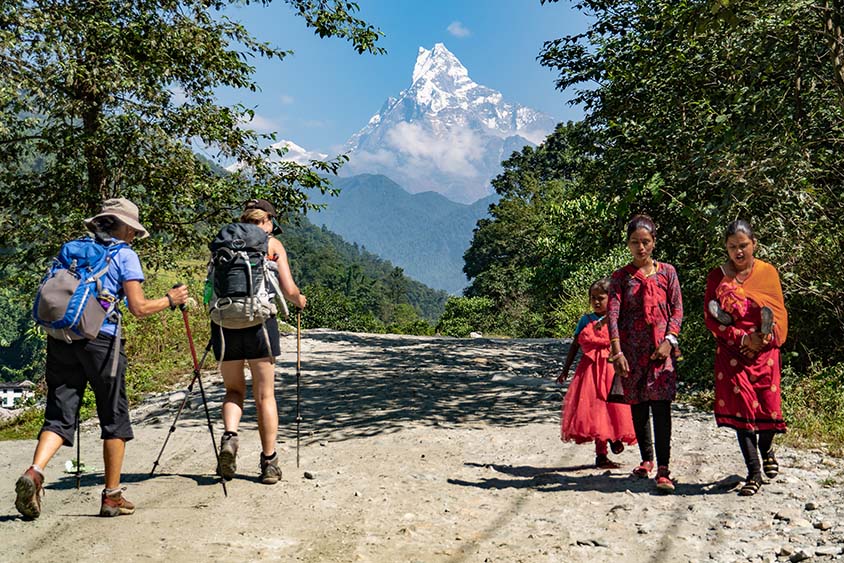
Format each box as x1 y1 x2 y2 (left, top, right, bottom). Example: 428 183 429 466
41 333 133 446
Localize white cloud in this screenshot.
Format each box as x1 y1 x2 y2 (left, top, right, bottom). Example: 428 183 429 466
447 21 471 38
279 94 295 105
385 122 482 177
348 148 398 169
238 113 281 133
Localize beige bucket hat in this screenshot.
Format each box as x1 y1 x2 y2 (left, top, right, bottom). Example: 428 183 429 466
84 198 150 239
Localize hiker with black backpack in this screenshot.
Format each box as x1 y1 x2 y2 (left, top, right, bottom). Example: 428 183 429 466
16 198 189 519
208 199 306 484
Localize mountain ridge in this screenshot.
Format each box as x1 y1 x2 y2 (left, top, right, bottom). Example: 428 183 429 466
309 173 497 294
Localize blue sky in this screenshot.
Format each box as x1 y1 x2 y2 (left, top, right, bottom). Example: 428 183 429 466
217 1 589 155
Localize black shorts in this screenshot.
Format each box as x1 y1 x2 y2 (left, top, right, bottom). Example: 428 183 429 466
211 317 280 361
41 333 133 446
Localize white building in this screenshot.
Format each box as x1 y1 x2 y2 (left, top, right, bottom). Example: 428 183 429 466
0 380 35 408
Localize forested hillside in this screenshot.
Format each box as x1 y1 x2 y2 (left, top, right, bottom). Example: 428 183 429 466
309 174 496 294
283 214 449 326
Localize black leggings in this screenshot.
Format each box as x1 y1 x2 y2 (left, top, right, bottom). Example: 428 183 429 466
631 400 672 467
736 429 775 478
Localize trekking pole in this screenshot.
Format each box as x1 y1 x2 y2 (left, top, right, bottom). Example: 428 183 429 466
75 417 81 489
149 285 227 497
296 309 302 468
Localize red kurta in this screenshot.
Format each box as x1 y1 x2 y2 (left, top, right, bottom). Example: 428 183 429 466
607 262 684 404
705 262 787 433
562 317 637 445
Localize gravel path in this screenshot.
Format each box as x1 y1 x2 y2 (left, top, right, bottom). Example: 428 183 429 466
1 330 842 562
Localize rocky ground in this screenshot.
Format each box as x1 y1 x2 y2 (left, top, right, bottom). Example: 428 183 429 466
0 330 843 563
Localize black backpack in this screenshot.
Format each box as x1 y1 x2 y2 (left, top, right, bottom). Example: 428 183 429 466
206 223 281 329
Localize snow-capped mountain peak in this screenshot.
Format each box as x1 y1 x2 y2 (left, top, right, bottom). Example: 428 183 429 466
412 43 470 87
343 43 558 203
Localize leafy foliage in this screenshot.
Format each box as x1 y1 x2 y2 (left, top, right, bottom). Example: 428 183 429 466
0 0 383 273
435 296 497 338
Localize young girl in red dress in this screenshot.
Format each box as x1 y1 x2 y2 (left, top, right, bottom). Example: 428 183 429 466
559 278 637 468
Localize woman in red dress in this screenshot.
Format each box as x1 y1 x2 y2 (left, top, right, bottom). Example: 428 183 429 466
705 219 787 496
607 215 684 493
559 278 637 469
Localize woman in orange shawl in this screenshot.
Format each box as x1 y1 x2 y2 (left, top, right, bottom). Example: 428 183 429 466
704 220 787 497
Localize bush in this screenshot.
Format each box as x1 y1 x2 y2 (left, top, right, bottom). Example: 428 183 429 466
781 362 844 456
436 296 498 337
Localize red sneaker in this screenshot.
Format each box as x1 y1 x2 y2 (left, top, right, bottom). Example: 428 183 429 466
632 460 654 478
655 466 675 493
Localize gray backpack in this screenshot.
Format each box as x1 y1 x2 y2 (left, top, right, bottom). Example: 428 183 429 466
206 223 283 329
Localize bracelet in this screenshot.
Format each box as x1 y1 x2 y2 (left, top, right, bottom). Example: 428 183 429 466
609 352 624 362
166 294 176 311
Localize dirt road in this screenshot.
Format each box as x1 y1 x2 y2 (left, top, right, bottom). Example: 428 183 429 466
1 330 843 562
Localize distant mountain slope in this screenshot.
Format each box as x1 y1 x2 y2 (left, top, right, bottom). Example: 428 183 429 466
308 174 497 294
342 43 557 203
281 213 449 320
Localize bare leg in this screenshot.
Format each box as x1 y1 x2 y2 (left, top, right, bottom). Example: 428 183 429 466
220 359 246 433
248 358 277 456
32 430 65 470
103 438 126 490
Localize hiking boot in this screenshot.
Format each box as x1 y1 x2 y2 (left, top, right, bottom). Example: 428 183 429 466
217 433 238 479
99 488 135 517
708 300 733 325
760 306 774 336
15 467 44 520
655 465 675 493
260 452 281 485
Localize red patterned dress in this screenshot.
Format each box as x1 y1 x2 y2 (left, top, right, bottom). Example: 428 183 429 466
562 315 637 445
705 262 787 433
607 262 684 404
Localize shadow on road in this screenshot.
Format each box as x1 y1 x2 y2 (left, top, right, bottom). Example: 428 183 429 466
450 461 745 497
138 331 569 447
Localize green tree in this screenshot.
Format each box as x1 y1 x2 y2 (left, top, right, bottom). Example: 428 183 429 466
0 0 383 270
538 0 844 377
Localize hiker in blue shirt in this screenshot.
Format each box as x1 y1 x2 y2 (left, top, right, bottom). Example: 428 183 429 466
15 198 189 520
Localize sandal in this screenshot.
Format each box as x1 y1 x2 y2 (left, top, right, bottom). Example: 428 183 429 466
760 306 774 336
632 460 654 478
610 440 625 455
739 475 763 496
708 299 734 325
655 466 675 493
596 455 621 469
762 452 779 479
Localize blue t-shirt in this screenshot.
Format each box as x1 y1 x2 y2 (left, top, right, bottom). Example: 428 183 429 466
573 312 601 339
99 242 145 336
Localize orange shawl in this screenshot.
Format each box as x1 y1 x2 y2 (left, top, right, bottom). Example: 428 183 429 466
722 259 788 345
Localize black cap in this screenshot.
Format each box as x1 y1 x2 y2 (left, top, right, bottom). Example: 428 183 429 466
244 198 276 217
